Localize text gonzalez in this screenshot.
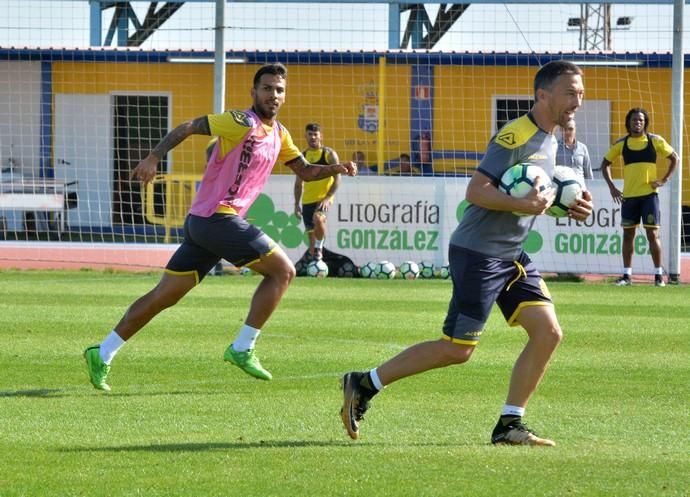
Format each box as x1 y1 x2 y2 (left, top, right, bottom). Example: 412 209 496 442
336 200 441 251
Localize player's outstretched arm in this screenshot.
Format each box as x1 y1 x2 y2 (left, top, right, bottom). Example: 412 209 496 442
131 116 211 184
285 156 357 181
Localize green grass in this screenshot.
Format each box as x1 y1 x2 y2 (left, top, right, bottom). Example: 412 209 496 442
0 270 687 497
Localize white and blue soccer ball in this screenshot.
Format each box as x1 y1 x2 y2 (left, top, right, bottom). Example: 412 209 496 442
359 261 378 279
376 261 397 280
499 163 552 216
547 165 585 218
419 261 435 279
399 261 420 280
306 259 329 278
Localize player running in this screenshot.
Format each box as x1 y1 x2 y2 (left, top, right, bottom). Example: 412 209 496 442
84 63 357 391
340 60 592 446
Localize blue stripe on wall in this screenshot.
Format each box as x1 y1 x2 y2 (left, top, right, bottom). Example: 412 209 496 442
0 48 677 67
40 61 53 179
410 64 434 176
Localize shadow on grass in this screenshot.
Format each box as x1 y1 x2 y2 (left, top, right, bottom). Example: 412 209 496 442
0 388 232 399
59 440 358 452
0 388 65 398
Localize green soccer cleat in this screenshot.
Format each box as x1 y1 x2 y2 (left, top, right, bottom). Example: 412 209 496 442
83 345 111 392
223 345 272 381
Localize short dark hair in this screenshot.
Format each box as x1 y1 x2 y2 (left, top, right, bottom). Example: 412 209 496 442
400 153 411 161
625 107 649 133
305 123 321 132
534 60 583 97
253 63 287 88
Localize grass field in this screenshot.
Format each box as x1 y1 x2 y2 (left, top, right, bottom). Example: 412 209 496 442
0 269 687 497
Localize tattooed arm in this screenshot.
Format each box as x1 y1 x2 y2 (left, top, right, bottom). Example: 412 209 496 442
284 155 357 182
131 116 211 184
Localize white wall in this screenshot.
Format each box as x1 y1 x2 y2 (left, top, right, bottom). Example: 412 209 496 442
0 61 42 177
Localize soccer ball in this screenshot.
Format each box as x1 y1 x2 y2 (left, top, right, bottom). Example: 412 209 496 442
547 166 585 218
376 261 397 279
499 163 552 216
419 261 435 279
359 262 378 279
306 259 329 278
399 261 420 280
337 260 358 278
436 264 450 279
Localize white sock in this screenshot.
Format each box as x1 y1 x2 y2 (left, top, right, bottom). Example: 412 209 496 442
314 239 324 249
232 324 260 352
655 267 663 275
100 330 125 365
623 267 632 276
369 368 385 391
501 404 525 418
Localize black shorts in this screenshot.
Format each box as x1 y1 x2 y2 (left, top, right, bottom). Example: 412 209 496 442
301 201 327 231
166 213 277 282
442 245 553 345
621 193 660 229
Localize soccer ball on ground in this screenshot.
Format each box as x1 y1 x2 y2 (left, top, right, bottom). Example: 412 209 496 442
359 262 378 279
376 261 397 279
419 261 435 279
436 264 450 279
399 261 420 280
306 259 329 278
547 165 586 218
498 163 552 216
337 260 358 278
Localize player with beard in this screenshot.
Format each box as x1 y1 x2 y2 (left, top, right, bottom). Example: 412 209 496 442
83 63 357 390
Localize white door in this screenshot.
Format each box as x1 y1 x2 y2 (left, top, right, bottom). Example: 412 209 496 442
54 94 113 228
576 99 611 168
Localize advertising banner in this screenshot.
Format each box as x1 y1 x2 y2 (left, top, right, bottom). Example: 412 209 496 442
253 175 668 275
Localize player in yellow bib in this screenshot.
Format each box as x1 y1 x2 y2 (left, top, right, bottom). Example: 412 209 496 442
293 123 341 260
601 107 679 286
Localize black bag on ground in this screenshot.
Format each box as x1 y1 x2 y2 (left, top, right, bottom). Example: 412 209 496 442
294 247 359 277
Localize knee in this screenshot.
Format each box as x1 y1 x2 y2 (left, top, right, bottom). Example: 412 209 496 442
440 340 474 365
152 287 187 311
544 324 563 348
274 261 296 286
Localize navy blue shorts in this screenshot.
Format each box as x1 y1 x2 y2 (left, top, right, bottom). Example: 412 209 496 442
621 193 660 229
442 245 553 345
166 214 276 282
301 201 327 231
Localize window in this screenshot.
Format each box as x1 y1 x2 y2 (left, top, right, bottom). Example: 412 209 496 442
494 97 534 132
112 94 169 224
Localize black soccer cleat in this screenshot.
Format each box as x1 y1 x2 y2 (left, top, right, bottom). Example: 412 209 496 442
340 372 372 440
491 417 555 447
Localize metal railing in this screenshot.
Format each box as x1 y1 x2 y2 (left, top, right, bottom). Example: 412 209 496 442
143 174 200 243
